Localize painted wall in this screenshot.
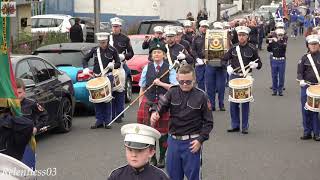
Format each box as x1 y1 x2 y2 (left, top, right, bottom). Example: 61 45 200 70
158 0 202 20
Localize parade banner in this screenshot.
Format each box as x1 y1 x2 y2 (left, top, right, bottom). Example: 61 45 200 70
0 0 21 115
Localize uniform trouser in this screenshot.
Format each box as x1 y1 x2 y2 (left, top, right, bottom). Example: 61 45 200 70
301 86 320 136
22 143 35 170
94 75 113 125
271 59 286 94
195 64 206 91
166 136 201 180
205 65 226 109
230 75 250 130
159 134 168 159
258 37 263 50
112 91 125 119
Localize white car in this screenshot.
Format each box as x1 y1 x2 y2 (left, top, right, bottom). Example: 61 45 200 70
259 5 279 18
31 14 75 34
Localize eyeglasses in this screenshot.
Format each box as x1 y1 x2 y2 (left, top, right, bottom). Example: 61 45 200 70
178 80 193 85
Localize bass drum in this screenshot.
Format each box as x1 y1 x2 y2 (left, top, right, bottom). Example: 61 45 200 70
205 29 230 67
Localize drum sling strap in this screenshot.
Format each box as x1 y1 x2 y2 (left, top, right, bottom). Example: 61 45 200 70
236 45 248 77
307 54 320 83
96 48 106 76
109 34 114 47
165 44 173 66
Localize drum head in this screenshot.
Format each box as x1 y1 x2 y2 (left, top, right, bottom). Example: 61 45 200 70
87 77 108 89
229 78 252 88
307 85 320 97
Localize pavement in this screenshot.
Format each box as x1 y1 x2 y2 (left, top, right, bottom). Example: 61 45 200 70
35 30 320 180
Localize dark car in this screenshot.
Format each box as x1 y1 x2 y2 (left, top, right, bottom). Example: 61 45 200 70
33 43 133 111
137 20 183 34
11 55 75 133
78 17 111 42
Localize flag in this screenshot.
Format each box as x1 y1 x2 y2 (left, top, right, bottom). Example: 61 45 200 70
282 0 289 19
0 1 21 115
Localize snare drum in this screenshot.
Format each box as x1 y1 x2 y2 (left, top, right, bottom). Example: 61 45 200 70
228 78 253 103
112 66 126 92
305 85 320 112
86 77 112 103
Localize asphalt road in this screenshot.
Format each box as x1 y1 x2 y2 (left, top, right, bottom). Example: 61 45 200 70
36 33 320 180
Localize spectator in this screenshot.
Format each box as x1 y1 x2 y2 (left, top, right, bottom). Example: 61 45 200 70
222 10 229 22
70 18 84 42
196 9 208 28
186 12 194 21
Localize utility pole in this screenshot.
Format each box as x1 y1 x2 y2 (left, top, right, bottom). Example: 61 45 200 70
253 0 256 10
217 1 221 21
94 0 100 42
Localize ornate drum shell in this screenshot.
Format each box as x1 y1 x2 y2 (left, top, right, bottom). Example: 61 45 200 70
112 66 126 92
228 78 253 103
305 85 320 112
86 77 112 103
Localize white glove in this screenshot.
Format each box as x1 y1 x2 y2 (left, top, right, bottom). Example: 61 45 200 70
181 60 188 65
83 68 90 75
196 58 204 65
107 62 114 69
227 65 234 75
119 54 125 61
249 62 258 69
177 52 186 60
299 80 307 87
174 60 180 66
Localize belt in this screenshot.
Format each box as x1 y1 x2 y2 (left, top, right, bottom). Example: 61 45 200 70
170 134 200 140
272 57 285 60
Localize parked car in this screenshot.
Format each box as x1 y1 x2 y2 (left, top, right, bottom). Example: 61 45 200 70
78 17 111 42
11 55 75 133
258 5 279 18
137 20 183 34
33 43 133 111
31 14 75 34
127 35 149 87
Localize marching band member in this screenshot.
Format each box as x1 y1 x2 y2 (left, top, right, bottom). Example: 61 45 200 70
83 32 121 129
221 26 262 134
150 65 213 180
205 21 227 111
108 123 169 180
164 26 193 65
267 28 287 96
175 26 192 56
192 20 209 91
297 34 320 141
137 43 178 168
109 17 134 123
182 20 195 44
142 26 165 61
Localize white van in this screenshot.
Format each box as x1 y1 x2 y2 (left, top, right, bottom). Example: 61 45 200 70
31 14 75 34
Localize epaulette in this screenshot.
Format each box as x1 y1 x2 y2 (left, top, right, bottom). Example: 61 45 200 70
248 43 257 50
108 164 128 177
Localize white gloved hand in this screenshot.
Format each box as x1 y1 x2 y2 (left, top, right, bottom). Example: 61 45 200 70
119 54 125 61
174 60 180 66
83 68 90 75
249 62 258 69
181 60 188 65
196 58 204 65
177 52 186 60
227 65 234 75
299 80 307 87
107 62 114 69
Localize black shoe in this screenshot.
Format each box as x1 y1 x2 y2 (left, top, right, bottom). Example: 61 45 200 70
212 107 216 111
241 129 249 134
157 158 165 168
150 156 157 166
272 92 277 96
269 86 272 89
227 128 240 132
90 124 103 129
104 124 112 129
314 136 320 141
283 87 286 91
220 107 226 111
278 93 283 96
115 118 123 123
300 134 312 140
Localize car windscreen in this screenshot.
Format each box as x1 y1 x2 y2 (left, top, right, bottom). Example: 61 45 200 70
130 38 149 55
34 50 93 67
32 18 63 28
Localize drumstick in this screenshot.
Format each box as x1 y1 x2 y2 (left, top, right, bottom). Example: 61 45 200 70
295 79 318 86
107 61 180 126
233 59 259 73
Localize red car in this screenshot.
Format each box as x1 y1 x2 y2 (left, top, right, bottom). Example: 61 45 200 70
127 34 150 87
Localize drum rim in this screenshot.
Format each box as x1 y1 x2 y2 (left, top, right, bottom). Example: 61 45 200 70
228 95 253 103
86 77 110 89
306 85 320 97
305 102 320 112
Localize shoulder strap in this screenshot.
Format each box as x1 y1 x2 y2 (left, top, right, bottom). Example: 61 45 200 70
307 54 320 83
109 34 114 47
165 44 173 66
96 48 105 76
235 45 247 76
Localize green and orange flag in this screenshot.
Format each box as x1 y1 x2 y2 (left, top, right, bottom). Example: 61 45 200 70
0 0 21 115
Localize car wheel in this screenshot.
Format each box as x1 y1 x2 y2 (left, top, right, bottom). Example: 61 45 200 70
57 97 72 133
125 77 132 103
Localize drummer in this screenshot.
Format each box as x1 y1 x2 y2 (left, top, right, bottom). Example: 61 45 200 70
175 26 192 57
221 26 262 134
297 34 320 141
83 32 121 129
267 28 287 96
137 43 178 168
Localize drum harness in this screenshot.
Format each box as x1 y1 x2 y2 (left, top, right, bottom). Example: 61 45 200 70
307 54 320 83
